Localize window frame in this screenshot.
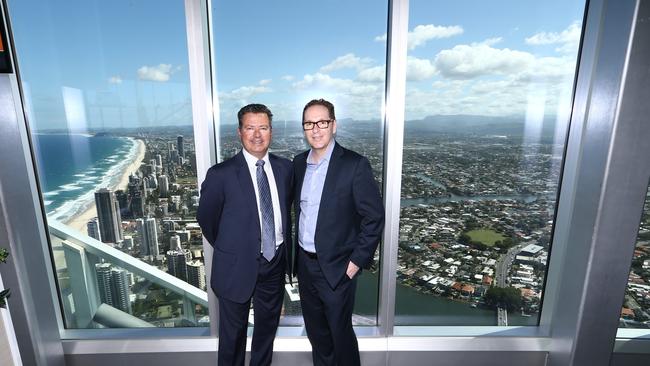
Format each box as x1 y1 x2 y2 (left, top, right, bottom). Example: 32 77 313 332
1 0 649 364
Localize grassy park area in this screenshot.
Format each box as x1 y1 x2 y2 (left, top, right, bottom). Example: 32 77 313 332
465 229 506 246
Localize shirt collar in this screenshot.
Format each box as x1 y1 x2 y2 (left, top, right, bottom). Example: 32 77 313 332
242 148 270 168
307 139 335 165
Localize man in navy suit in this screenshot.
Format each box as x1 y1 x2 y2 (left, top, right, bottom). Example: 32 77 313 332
293 99 385 366
197 104 292 366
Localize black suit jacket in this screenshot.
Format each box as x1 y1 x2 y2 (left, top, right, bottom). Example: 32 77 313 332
293 142 384 288
197 151 292 303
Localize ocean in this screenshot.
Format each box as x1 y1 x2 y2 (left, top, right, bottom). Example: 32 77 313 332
32 134 139 223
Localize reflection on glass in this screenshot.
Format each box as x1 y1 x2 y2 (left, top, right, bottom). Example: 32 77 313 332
396 0 585 326
212 0 388 325
620 185 650 329
9 0 208 328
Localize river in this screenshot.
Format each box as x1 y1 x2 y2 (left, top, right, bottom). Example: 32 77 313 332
353 271 537 326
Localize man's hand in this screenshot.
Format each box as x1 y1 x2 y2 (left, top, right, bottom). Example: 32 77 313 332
346 261 360 279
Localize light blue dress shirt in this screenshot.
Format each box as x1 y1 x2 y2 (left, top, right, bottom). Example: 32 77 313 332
298 140 336 253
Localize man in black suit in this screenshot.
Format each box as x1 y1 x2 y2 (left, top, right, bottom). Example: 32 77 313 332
293 99 385 366
197 104 292 366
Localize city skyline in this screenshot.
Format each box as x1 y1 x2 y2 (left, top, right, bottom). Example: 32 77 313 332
9 0 583 130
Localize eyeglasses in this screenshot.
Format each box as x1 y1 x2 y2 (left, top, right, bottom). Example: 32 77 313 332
302 119 333 131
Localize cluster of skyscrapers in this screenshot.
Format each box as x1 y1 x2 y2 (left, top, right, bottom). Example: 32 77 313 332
83 135 205 320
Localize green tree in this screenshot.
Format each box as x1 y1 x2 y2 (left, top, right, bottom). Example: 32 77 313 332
0 248 10 307
484 286 522 312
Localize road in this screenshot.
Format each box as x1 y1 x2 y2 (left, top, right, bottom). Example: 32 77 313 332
495 244 526 325
495 244 526 287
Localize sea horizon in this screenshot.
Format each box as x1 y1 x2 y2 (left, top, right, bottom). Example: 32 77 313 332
35 133 141 224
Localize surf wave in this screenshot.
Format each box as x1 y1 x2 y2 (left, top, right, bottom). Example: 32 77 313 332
46 137 141 223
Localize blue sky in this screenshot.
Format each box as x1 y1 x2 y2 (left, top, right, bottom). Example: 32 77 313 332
8 0 585 130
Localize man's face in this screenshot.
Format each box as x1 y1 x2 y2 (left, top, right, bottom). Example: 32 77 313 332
238 112 272 159
303 105 337 151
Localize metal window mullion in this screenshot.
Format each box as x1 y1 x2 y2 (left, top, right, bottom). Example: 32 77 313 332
184 0 218 336
379 0 409 337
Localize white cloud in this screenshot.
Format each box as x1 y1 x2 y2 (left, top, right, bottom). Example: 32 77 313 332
434 39 535 79
404 33 580 119
259 79 272 86
356 56 436 83
291 72 383 120
357 66 385 83
408 24 464 50
406 51 577 119
375 24 463 50
525 22 581 53
319 53 374 73
220 85 272 100
281 75 294 81
517 56 577 83
293 73 379 96
108 76 122 84
137 64 173 82
407 56 436 81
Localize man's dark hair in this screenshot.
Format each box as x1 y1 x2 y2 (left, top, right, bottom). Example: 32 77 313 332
237 103 273 128
302 99 336 122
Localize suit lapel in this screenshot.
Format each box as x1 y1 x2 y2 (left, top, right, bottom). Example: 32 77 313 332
269 154 286 229
315 142 344 231
235 151 260 232
294 152 307 206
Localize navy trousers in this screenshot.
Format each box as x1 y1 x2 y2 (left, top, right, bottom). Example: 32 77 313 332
217 245 285 366
297 248 360 366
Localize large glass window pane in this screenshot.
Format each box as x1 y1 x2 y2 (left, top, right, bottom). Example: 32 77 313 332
396 0 585 326
619 184 650 331
8 0 208 329
211 0 387 326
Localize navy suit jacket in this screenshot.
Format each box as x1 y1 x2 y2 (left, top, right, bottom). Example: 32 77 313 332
197 151 292 303
293 142 385 288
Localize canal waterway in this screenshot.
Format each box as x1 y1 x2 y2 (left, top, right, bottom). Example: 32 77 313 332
353 271 537 326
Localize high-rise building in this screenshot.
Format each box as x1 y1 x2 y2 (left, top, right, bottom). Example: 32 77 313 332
156 154 162 167
122 235 134 250
158 201 169 217
95 263 113 305
110 267 132 314
186 260 206 290
145 217 159 257
136 217 159 258
131 191 145 217
162 219 178 232
115 189 129 218
176 230 191 243
177 135 184 157
166 237 191 281
158 175 169 198
94 188 123 244
87 218 101 241
95 263 132 314
170 234 181 250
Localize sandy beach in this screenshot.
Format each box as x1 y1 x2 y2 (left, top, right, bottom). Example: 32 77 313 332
64 138 146 233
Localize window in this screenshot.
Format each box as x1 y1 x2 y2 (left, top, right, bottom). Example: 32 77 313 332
619 184 650 331
211 0 388 326
395 0 585 326
8 0 208 329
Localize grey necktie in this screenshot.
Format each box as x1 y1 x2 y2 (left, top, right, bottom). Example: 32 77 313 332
256 159 276 261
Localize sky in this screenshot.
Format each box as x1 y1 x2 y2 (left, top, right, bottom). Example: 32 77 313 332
8 0 585 130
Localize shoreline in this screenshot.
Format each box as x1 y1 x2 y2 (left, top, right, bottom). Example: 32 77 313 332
64 138 146 233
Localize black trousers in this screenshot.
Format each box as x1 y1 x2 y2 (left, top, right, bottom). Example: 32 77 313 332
217 245 285 366
297 248 360 366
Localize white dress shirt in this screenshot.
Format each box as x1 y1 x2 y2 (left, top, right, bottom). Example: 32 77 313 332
242 148 283 249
